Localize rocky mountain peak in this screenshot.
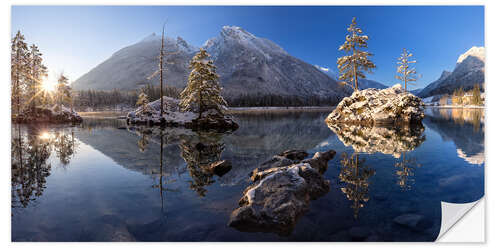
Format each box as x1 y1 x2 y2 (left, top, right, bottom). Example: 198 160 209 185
457 46 485 64
221 26 256 40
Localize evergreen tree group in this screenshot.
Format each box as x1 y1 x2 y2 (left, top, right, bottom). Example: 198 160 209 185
180 48 227 118
11 30 74 119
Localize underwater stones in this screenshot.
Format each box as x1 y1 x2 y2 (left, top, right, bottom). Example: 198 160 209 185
325 84 425 126
229 150 335 235
393 213 432 231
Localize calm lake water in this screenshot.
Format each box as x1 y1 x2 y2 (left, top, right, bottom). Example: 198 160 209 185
11 108 484 242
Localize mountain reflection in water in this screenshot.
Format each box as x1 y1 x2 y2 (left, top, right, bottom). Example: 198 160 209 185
11 109 484 241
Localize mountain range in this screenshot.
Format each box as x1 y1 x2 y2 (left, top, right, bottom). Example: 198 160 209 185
72 26 484 103
313 65 388 90
73 26 350 102
417 46 485 98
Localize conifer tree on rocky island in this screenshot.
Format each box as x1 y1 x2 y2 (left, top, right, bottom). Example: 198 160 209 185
136 90 150 113
337 17 376 91
180 48 227 119
55 73 72 111
396 48 418 92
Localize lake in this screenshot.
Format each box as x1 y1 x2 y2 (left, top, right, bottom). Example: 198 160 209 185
11 108 484 242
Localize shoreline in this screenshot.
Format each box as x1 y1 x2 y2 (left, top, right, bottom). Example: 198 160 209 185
424 105 485 109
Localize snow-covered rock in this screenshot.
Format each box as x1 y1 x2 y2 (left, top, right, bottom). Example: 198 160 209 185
13 105 82 124
325 84 425 125
327 123 425 158
228 150 335 236
126 96 238 131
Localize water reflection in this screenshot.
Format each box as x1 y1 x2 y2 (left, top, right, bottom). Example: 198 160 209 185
424 108 484 165
339 152 375 219
11 125 78 209
11 109 485 241
327 123 425 158
179 131 226 197
394 152 421 190
128 124 230 197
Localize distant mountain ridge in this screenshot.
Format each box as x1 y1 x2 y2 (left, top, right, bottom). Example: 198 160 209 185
73 26 349 102
314 65 388 90
418 46 485 98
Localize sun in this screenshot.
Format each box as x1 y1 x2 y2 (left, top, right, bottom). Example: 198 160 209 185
39 131 53 140
42 79 57 92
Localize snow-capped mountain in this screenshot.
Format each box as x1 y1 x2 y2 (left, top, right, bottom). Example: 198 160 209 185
418 46 484 98
201 26 348 100
73 26 349 102
314 65 388 90
72 33 197 91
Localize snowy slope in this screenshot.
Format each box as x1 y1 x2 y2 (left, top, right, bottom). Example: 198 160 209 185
73 26 349 102
72 33 197 91
418 46 485 98
202 26 349 100
314 65 388 90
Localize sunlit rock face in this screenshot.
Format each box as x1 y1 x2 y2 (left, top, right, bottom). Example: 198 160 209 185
325 84 425 126
327 123 425 158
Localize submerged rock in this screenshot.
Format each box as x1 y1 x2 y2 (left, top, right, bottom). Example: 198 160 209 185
325 84 425 126
126 96 238 131
393 213 432 231
229 150 335 236
13 105 82 124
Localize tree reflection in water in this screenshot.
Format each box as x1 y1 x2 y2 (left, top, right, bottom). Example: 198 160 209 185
394 151 421 191
331 122 427 217
11 125 78 209
339 152 375 219
179 131 225 197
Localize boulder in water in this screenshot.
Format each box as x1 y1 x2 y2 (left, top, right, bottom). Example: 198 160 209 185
229 150 335 236
325 84 425 126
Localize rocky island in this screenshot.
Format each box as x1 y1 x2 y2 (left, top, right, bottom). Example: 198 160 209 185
126 96 238 131
13 105 82 124
325 84 425 126
228 149 336 235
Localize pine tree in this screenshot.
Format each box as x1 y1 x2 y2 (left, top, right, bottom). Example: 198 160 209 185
337 17 376 91
472 83 482 105
180 48 227 119
136 90 150 113
11 30 29 117
26 44 48 109
396 48 418 92
55 73 72 110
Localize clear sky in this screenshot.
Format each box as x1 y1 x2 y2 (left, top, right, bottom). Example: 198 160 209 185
11 5 484 90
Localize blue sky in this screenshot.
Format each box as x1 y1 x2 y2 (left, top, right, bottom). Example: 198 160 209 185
11 5 484 90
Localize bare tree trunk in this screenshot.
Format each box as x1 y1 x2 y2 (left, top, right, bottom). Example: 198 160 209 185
160 24 165 117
